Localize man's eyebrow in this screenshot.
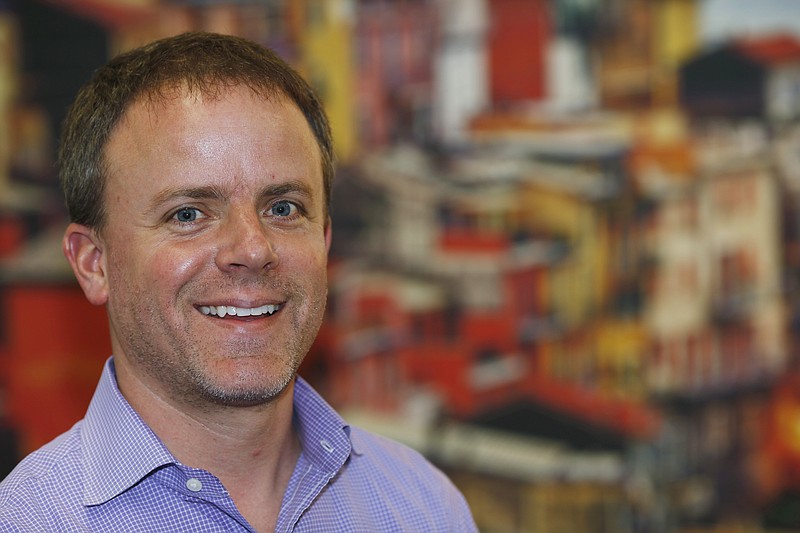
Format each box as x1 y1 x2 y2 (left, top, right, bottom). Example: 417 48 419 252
149 181 315 210
150 185 228 209
258 181 314 201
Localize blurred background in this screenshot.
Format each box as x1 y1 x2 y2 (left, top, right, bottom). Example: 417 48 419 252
2 0 800 531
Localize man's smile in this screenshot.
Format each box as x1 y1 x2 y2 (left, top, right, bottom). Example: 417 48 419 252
199 303 283 318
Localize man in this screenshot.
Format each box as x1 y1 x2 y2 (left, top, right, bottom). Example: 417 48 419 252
0 32 477 532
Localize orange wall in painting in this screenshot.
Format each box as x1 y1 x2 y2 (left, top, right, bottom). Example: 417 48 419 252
2 285 110 453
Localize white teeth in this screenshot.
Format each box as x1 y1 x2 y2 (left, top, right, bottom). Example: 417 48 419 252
200 304 280 317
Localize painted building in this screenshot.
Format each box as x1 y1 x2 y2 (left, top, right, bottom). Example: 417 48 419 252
594 0 700 109
486 0 550 104
291 0 358 162
0 10 16 193
433 0 489 143
680 34 800 121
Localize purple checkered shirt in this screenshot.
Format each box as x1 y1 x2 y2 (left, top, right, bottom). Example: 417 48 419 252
0 358 476 532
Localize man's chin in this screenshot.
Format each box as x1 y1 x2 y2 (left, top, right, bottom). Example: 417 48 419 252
187 367 297 409
201 383 293 408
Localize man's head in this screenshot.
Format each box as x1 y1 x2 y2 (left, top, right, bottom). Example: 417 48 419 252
59 31 334 232
61 33 332 410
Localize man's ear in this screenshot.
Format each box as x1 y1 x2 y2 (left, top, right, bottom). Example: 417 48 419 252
63 223 109 306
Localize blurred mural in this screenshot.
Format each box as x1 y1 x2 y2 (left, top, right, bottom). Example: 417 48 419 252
2 0 800 531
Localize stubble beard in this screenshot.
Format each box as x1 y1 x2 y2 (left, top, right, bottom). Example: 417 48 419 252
112 275 328 411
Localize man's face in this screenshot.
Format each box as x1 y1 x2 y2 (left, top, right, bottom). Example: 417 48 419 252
87 86 330 408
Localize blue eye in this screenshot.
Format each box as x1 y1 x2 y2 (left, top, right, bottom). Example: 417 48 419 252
270 200 297 217
174 207 200 223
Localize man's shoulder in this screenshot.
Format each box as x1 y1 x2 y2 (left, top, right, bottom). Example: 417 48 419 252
348 426 444 475
0 422 84 521
350 426 462 503
322 426 476 531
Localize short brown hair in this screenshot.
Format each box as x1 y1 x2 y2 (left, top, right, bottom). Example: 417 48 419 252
59 31 334 230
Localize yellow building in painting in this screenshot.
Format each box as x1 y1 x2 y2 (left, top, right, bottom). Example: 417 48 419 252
519 173 611 330
0 15 17 191
655 0 698 67
653 0 699 105
291 0 358 164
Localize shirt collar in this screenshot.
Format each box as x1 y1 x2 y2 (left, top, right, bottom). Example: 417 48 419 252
80 358 356 506
81 358 175 506
292 376 357 470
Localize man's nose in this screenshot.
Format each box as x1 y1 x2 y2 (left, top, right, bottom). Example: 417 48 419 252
215 210 279 273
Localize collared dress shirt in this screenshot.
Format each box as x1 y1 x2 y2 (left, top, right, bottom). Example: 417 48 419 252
0 358 477 532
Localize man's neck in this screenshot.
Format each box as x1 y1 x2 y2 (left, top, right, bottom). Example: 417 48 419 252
113 359 301 532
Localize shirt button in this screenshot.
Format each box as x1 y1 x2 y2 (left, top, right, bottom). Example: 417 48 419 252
320 439 334 453
186 478 203 492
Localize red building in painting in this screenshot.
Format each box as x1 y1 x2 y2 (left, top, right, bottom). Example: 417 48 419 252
487 0 550 104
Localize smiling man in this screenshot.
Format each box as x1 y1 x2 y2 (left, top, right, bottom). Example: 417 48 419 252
0 32 476 532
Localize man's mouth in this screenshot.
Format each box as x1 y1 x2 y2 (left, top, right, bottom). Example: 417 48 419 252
199 304 281 318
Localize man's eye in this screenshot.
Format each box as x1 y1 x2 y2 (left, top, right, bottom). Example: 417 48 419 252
173 207 201 223
270 200 297 217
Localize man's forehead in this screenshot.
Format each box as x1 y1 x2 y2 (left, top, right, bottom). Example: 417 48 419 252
108 84 306 152
103 85 321 186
